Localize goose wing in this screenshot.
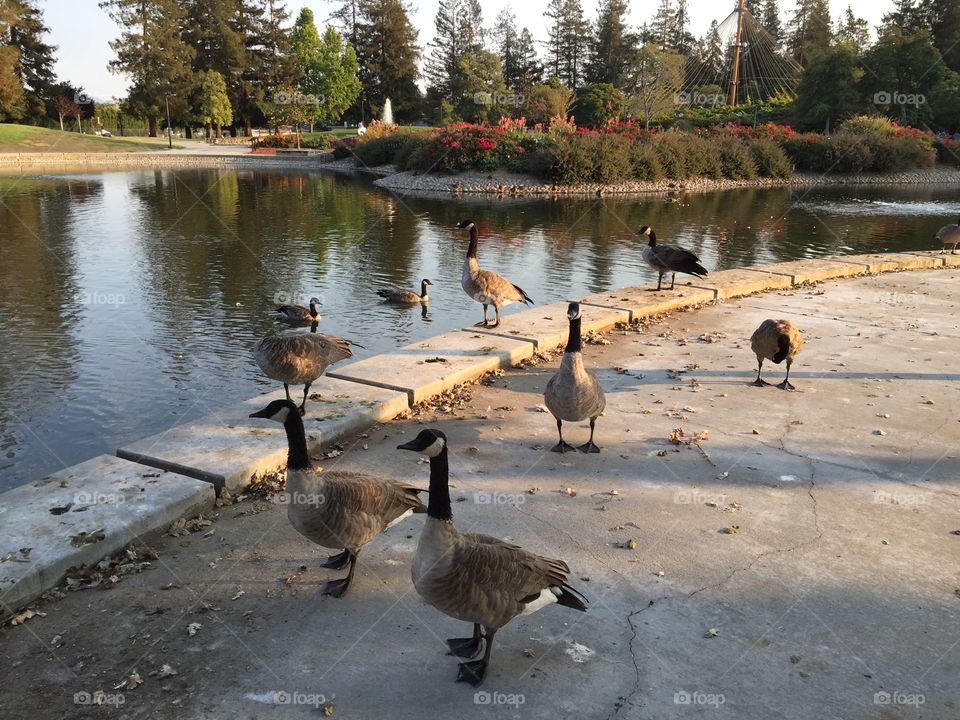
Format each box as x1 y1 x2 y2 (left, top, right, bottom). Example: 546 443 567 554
654 245 708 276
255 333 353 383
471 268 534 305
378 289 420 303
318 471 426 544
275 304 310 320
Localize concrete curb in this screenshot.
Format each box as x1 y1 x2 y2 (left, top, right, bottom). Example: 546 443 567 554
0 455 214 618
1 249 954 618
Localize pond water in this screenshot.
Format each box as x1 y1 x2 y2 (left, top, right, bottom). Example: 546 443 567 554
1 167 958 491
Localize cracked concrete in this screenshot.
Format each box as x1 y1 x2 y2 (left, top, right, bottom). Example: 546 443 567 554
1 269 958 719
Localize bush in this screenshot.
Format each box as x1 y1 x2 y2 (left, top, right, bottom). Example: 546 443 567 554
715 135 758 180
571 83 626 128
749 139 793 178
301 135 334 150
406 123 522 174
331 135 359 158
935 138 960 167
868 134 936 171
394 133 431 171
783 133 874 173
352 132 418 166
254 134 299 149
648 132 693 178
628 143 663 181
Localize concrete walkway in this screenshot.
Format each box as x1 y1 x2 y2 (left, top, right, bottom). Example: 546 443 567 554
1 269 958 719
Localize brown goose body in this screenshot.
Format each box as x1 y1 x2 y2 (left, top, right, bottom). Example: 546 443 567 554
935 217 960 254
377 278 432 304
275 297 321 322
457 220 533 327
638 226 708 290
254 331 353 413
750 319 804 390
398 429 586 685
250 399 425 597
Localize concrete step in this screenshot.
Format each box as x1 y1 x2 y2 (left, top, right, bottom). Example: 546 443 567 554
328 330 534 404
757 257 871 283
0 455 214 618
117 378 408 493
580 285 716 321
689 267 794 299
842 252 943 273
470 301 630 350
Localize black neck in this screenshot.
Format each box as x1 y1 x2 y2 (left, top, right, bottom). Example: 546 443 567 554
648 232 657 246
309 302 318 318
565 316 582 353
427 447 452 521
466 226 478 259
420 280 429 297
282 411 311 470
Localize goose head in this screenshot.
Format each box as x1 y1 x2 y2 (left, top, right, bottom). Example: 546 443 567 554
455 219 476 231
567 302 581 320
249 399 300 423
308 297 321 307
397 428 447 458
421 278 434 288
637 226 656 245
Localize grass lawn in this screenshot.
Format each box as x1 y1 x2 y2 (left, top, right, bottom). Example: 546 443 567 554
301 125 431 143
0 124 181 153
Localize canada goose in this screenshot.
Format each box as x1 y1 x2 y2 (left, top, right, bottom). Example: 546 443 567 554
275 297 321 323
638 226 708 291
254 331 353 415
456 219 533 327
250 399 425 597
377 278 433 304
935 216 960 254
543 302 606 453
750 319 804 390
397 429 588 685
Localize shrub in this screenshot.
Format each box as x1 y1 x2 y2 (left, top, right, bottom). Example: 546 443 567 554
749 139 793 178
687 135 724 179
301 134 334 150
934 137 960 167
868 134 936 171
571 83 626 128
783 133 874 173
406 123 522 174
394 133 431 171
254 134 299 149
628 143 663 181
331 135 359 158
713 135 758 180
352 132 417 166
648 132 693 178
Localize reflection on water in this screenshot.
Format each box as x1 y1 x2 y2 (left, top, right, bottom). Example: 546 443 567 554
0 169 955 490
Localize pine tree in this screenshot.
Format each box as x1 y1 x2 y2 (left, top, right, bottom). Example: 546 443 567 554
650 0 675 51
787 0 832 65
257 0 293 100
0 2 27 121
881 0 928 35
926 0 960 73
761 0 783 43
744 0 762 17
585 0 635 88
7 0 55 122
332 0 362 47
355 0 420 120
695 20 726 86
672 0 694 54
835 6 869 48
199 70 233 137
515 28 542 90
544 0 589 89
100 0 196 136
491 8 519 88
424 0 484 97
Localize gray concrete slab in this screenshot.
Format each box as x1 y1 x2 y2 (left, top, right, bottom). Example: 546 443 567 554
0 455 213 618
580 285 717 322
328 330 535 404
689 268 794 300
842 252 943 274
753 257 870 284
117 378 408 492
470 301 630 351
1 268 958 720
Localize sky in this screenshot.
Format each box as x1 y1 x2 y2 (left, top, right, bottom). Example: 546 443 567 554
42 0 896 102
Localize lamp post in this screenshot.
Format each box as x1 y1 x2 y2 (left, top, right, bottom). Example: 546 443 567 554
164 94 175 149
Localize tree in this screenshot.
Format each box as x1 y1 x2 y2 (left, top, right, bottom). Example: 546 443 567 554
672 0 694 54
880 0 929 35
697 20 726 86
354 0 420 120
453 49 507 122
256 0 294 108
787 0 832 65
101 0 195 136
522 77 574 124
7 0 56 122
514 28 543 90
626 43 684 129
760 0 783 43
571 82 625 126
928 0 960 74
545 0 589 89
199 70 233 137
313 26 361 124
793 45 862 130
585 0 635 88
267 83 314 146
835 6 869 48
425 0 483 98
0 2 26 121
491 9 520 88
51 94 80 132
650 0 674 51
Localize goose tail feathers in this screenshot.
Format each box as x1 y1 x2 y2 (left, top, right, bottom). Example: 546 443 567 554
555 583 589 612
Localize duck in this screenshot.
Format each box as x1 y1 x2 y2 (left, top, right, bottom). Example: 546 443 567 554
935 216 960 254
750 319 804 391
397 428 588 685
543 302 606 453
249 399 426 597
254 330 353 415
638 226 708 291
456 219 533 327
377 278 433 304
275 297 321 323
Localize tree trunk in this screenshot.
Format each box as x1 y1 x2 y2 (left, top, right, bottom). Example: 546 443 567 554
185 126 193 139
148 116 158 137
58 114 64 132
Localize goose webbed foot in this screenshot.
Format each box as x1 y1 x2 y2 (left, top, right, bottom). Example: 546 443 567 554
578 441 601 454
752 378 770 387
777 380 796 391
550 441 577 453
474 319 490 327
488 320 501 328
456 659 488 686
321 550 351 570
322 577 352 598
447 637 483 659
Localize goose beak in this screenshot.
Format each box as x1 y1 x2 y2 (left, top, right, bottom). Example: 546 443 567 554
249 408 271 419
397 439 420 451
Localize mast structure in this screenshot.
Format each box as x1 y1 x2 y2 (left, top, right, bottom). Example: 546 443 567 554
727 0 746 106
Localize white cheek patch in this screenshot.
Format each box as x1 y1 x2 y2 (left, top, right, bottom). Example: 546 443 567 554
423 437 445 457
273 407 291 423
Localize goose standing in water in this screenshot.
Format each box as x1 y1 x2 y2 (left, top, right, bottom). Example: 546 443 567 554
254 331 353 415
936 216 960 254
250 399 425 597
274 297 321 323
457 219 533 327
750 319 804 390
544 302 606 453
377 278 433 304
398 429 588 685
638 226 708 290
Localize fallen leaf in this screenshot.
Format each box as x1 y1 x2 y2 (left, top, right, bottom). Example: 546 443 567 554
187 622 201 637
705 628 719 638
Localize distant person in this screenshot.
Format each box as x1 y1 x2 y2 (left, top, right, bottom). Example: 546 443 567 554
357 121 366 136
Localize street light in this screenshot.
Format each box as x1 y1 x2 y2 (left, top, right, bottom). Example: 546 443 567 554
164 94 175 149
